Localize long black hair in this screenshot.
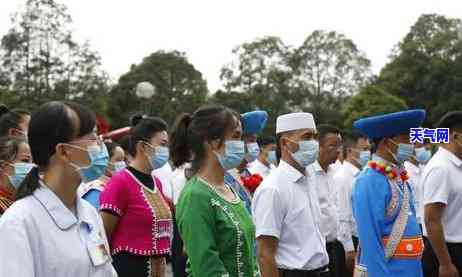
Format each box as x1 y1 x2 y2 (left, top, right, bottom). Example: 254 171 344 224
127 114 168 158
169 104 239 173
0 104 30 137
16 101 96 200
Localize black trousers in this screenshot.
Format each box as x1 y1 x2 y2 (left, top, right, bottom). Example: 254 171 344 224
171 217 188 277
279 266 329 277
326 240 347 277
352 236 359 252
422 237 462 277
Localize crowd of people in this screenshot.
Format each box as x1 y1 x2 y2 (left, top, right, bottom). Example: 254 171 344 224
0 100 461 277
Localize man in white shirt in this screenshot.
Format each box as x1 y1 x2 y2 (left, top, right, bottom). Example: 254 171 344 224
404 141 432 228
307 124 344 277
248 136 277 178
253 112 329 277
422 111 462 277
332 131 370 274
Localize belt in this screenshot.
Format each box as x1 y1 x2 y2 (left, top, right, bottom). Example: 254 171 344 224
383 236 424 259
279 266 329 274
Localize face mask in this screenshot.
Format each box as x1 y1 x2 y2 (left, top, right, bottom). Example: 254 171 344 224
358 150 371 167
245 142 260 163
267 151 277 165
69 143 110 183
215 140 246 170
148 145 170 170
290 139 319 168
415 148 431 164
390 140 414 164
7 162 35 189
113 161 127 173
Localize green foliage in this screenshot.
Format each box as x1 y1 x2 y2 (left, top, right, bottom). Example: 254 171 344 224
342 85 408 130
291 30 372 126
107 50 209 127
0 0 109 116
220 36 293 135
379 14 462 126
220 33 372 133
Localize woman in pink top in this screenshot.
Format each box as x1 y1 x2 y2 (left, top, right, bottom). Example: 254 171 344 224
100 115 173 277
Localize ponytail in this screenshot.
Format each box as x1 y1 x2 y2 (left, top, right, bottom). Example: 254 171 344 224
170 113 192 168
16 166 40 200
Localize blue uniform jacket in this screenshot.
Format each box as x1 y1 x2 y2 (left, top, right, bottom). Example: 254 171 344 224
352 167 423 277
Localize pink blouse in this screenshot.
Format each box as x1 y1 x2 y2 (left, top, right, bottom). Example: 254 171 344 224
100 169 173 256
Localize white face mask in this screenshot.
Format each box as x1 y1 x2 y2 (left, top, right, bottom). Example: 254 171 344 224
288 139 319 168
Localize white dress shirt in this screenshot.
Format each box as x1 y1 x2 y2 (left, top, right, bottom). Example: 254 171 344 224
253 160 328 270
404 161 425 224
329 160 343 175
248 159 276 178
153 162 173 199
332 161 360 252
422 147 462 242
0 184 116 277
307 161 339 243
169 163 191 205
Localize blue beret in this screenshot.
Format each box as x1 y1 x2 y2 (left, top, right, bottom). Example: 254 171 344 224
241 110 268 135
353 109 426 139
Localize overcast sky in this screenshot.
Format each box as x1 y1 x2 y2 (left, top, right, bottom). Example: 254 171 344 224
1 0 461 92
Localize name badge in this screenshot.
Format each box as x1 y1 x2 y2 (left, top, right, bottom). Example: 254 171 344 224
87 241 109 266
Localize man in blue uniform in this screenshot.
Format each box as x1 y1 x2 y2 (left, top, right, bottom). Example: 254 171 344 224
351 109 426 277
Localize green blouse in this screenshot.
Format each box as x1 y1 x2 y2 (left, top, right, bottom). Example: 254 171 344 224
176 176 260 277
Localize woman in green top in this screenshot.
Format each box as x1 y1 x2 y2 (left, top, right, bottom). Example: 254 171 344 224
170 104 260 277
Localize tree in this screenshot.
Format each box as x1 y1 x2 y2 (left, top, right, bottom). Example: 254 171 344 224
292 30 372 126
207 90 254 114
220 36 293 135
379 14 462 125
107 50 208 127
342 84 408 130
0 0 108 113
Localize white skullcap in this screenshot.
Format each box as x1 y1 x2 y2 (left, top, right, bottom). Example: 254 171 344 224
276 112 316 134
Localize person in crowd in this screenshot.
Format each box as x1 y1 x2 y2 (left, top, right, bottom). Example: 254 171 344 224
99 115 172 277
226 110 268 214
253 112 329 277
333 131 370 274
307 124 345 277
352 109 425 276
0 101 116 276
0 136 33 215
422 111 462 277
79 141 126 209
172 104 259 276
404 140 432 229
0 104 30 139
168 118 195 277
248 136 277 178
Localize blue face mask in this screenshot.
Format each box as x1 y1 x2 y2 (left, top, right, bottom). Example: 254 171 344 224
390 140 414 164
7 162 35 189
78 143 110 183
267 151 277 165
245 142 260 163
415 147 431 164
113 161 127 173
358 150 371 167
215 140 246 170
148 145 170 170
291 139 319 168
